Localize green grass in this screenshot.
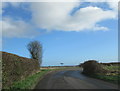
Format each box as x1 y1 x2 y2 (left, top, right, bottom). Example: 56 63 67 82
102 65 119 72
3 66 77 90
4 69 53 90
91 65 120 84
91 74 120 84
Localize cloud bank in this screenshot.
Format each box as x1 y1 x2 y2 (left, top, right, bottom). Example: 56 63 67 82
1 17 39 38
31 2 117 31
1 1 118 38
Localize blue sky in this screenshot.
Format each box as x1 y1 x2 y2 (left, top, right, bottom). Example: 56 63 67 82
1 1 118 66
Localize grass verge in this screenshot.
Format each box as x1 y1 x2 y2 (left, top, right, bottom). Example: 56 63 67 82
3 67 77 90
90 74 120 84
3 69 53 90
89 65 120 84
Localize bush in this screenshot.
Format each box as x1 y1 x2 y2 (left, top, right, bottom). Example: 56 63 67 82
82 60 104 75
78 63 83 67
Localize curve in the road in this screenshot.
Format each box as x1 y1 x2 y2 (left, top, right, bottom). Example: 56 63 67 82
35 69 118 89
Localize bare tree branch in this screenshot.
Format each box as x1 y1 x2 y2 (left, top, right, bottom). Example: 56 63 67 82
27 41 42 66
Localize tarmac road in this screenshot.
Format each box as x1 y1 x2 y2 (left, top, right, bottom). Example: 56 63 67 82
35 68 118 89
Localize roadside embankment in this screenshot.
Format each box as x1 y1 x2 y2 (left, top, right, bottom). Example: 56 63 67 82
2 51 40 89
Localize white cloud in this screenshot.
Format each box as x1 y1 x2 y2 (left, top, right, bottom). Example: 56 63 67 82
0 2 6 15
0 2 9 15
2 0 119 2
1 17 39 38
117 2 120 20
8 2 21 7
1 1 118 38
0 3 2 15
1 2 39 38
84 0 119 2
93 25 108 31
30 2 79 30
2 0 26 2
30 2 116 31
108 2 118 11
85 0 118 13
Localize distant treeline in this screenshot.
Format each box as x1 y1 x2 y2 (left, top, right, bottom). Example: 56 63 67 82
41 65 77 68
100 62 120 66
78 61 120 67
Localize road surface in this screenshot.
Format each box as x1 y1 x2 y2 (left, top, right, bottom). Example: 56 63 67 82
35 68 118 89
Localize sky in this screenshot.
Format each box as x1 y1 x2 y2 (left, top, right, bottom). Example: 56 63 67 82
1 0 119 66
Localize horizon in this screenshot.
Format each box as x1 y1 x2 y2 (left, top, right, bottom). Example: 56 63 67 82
1 1 118 66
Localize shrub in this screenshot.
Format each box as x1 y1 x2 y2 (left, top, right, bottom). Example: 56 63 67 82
82 60 104 75
78 63 83 67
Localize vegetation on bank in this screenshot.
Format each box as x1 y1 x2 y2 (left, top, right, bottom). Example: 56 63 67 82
81 60 120 84
3 66 77 90
3 69 52 90
92 65 120 84
102 65 119 72
91 73 119 84
2 40 42 89
2 52 40 88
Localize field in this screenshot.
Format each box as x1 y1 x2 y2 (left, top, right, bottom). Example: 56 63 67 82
92 65 120 84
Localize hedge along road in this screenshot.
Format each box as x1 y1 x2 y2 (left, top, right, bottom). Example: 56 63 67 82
35 68 118 89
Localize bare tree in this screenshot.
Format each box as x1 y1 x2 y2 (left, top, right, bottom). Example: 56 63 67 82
27 41 42 66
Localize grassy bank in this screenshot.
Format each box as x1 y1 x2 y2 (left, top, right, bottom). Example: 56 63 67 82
91 74 119 84
3 69 53 90
3 66 78 90
91 65 120 84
